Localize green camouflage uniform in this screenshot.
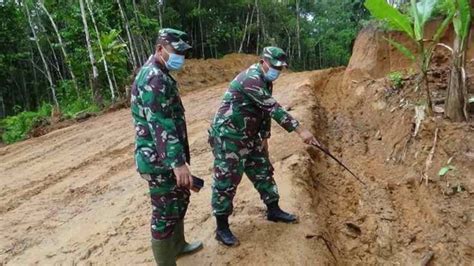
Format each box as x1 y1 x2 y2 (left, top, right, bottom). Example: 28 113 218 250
131 28 191 240
209 47 300 216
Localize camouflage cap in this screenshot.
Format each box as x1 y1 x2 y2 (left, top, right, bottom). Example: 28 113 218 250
157 28 192 52
261 46 288 67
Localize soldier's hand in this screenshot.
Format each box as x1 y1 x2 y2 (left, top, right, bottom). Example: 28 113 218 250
295 126 318 145
262 138 269 152
173 164 193 189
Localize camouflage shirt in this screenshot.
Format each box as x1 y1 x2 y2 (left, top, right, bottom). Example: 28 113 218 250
131 55 190 174
209 63 299 140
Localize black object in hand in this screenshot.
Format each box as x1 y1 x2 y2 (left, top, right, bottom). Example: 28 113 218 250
192 175 204 191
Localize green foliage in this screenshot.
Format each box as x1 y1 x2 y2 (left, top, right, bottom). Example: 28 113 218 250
1 103 52 144
365 0 455 115
384 37 416 62
0 97 99 144
61 98 100 119
1 0 370 138
438 165 455 176
411 0 438 40
365 0 414 38
388 71 404 89
453 0 471 40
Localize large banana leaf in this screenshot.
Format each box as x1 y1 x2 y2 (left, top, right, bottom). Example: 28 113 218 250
365 0 414 38
453 0 472 40
417 0 438 24
411 0 438 41
385 37 417 62
433 10 455 43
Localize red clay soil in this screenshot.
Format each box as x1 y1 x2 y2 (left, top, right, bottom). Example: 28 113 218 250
0 26 473 265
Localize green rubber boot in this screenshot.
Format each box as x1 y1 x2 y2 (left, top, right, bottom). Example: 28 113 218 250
151 237 177 266
175 220 203 257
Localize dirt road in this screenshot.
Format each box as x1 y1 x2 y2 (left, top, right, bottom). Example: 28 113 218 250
0 70 334 265
1 55 473 265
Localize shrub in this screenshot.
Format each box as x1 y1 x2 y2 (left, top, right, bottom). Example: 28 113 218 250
1 103 52 144
388 71 404 89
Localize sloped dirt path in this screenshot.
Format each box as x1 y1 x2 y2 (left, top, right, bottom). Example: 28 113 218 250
0 70 334 265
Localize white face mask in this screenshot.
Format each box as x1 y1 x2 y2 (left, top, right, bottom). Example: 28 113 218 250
263 61 280 81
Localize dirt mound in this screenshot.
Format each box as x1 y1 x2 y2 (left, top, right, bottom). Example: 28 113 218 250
306 63 473 264
177 53 259 92
344 20 474 87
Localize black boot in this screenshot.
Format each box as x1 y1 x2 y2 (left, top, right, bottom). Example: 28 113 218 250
266 202 298 223
215 215 239 246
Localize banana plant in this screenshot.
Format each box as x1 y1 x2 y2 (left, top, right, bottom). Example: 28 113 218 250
365 0 452 116
442 0 472 121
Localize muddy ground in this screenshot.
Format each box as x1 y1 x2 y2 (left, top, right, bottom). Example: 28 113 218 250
1 26 473 265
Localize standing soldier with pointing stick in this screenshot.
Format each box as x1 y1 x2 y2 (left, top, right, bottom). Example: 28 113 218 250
208 46 323 246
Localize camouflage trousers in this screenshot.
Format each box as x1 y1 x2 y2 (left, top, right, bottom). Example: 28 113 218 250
141 172 190 240
209 136 280 216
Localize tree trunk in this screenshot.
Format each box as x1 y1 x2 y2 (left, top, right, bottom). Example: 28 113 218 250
246 2 256 49
111 69 119 97
198 0 205 58
238 6 250 53
25 1 59 110
445 34 467 121
157 0 163 29
283 26 292 63
46 37 64 81
319 42 322 68
21 71 30 111
256 0 260 55
79 0 102 107
117 0 138 67
132 0 145 66
86 0 116 101
39 2 79 97
0 94 5 119
419 41 433 116
296 0 301 59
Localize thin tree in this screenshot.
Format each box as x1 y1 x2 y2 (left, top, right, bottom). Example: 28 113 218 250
117 0 138 67
24 1 59 110
198 0 205 58
85 0 116 101
0 95 5 119
296 0 301 59
246 2 256 49
157 0 163 29
39 1 79 97
79 0 102 107
256 0 260 54
445 0 472 121
238 5 250 53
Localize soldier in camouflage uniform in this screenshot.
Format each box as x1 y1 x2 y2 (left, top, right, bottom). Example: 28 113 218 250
131 28 202 265
208 46 322 246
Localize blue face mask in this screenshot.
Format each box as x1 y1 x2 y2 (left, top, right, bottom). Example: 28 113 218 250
161 48 185 71
263 61 280 81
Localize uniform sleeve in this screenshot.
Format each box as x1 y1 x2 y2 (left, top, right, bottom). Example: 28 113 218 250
259 116 272 139
141 74 186 169
241 79 300 133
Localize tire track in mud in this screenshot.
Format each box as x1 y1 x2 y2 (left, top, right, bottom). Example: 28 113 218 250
0 142 134 215
0 143 135 264
0 114 131 171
